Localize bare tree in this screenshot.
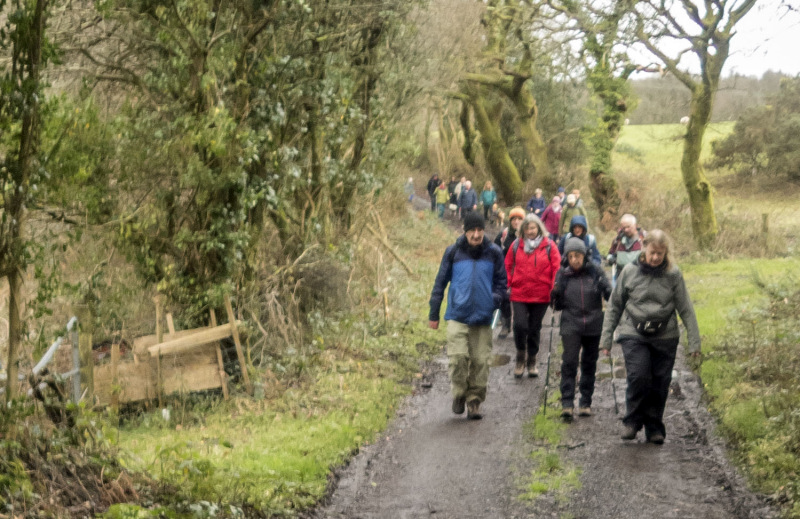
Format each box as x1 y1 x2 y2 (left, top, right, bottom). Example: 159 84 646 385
633 0 757 248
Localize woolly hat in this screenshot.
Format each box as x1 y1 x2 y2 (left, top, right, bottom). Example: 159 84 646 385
557 186 566 193
463 212 485 232
564 237 587 256
508 206 526 220
566 193 577 205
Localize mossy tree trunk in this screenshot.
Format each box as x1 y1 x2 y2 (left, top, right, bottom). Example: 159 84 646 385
636 0 756 248
460 101 475 166
464 90 523 202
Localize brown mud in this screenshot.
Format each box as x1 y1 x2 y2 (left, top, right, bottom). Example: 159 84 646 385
309 204 776 519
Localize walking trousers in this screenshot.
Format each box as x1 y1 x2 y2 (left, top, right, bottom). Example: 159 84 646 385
619 336 680 438
560 334 600 408
511 302 549 362
446 321 492 404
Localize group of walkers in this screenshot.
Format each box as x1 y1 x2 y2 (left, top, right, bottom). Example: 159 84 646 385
428 194 701 444
415 174 504 223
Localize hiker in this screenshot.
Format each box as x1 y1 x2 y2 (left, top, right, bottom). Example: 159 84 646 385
505 214 561 378
540 196 562 241
571 188 585 208
494 206 525 338
435 180 450 218
458 180 478 218
556 186 566 205
404 177 415 202
429 212 507 420
600 230 701 444
558 215 602 266
448 176 459 207
551 237 612 420
559 193 588 236
427 173 440 212
607 214 646 285
480 181 497 220
526 188 546 217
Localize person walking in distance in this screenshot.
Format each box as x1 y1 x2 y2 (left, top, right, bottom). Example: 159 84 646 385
429 213 507 419
600 230 701 444
505 214 561 378
551 238 612 420
607 214 646 286
458 180 478 219
540 196 562 241
526 188 546 217
427 173 440 212
559 193 588 236
494 206 525 338
435 180 449 219
480 180 497 221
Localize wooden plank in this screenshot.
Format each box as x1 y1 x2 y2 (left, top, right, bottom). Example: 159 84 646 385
111 342 120 410
216 344 229 400
166 313 176 334
147 323 239 357
94 362 153 405
156 352 163 408
74 304 94 403
133 328 209 357
225 296 252 394
162 364 223 394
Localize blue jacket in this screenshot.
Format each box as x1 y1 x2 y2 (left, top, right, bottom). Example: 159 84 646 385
558 215 602 266
526 196 546 215
458 188 477 210
429 235 507 325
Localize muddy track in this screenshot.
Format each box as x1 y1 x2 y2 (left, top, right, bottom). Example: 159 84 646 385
309 206 777 519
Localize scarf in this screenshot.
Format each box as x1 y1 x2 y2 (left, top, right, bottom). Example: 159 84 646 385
524 235 543 254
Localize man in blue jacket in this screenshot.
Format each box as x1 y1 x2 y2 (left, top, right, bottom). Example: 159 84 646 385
429 213 507 419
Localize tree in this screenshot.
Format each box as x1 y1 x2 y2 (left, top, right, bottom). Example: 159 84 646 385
633 0 758 248
710 77 800 181
0 0 52 399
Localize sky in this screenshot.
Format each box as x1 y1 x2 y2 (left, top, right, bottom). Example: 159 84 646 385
725 2 800 77
627 1 800 79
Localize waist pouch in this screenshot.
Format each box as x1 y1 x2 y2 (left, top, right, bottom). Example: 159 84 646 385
633 318 668 336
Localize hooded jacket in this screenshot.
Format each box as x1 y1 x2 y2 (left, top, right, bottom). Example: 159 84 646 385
559 203 588 235
504 217 561 303
558 215 602 266
600 258 701 353
429 235 507 325
551 260 611 336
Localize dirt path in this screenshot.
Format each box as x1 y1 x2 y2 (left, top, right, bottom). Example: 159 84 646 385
311 206 776 519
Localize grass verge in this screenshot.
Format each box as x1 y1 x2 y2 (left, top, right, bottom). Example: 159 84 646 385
112 207 457 516
684 257 800 518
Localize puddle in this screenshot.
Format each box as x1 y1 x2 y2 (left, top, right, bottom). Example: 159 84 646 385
490 354 511 367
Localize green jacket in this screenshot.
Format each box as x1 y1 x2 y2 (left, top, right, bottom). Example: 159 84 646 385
559 205 587 235
600 259 701 353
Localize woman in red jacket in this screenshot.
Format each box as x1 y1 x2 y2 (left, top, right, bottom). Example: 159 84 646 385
505 214 562 378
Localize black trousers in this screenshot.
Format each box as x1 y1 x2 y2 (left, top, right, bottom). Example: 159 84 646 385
560 334 600 408
430 194 436 211
619 336 679 438
511 302 549 361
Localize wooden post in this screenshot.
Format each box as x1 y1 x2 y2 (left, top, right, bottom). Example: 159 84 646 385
166 313 176 334
225 296 252 394
111 342 120 411
762 213 769 247
154 296 164 408
74 304 94 403
209 309 228 399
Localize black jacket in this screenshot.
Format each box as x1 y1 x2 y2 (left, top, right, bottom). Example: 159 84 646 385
551 261 611 336
493 226 517 256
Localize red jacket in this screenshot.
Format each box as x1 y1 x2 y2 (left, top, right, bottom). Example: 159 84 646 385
505 238 561 303
540 206 561 236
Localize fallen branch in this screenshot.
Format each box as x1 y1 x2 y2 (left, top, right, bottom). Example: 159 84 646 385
365 224 413 275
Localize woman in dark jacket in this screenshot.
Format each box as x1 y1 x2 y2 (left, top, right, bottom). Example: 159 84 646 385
494 206 526 337
600 229 701 444
551 238 611 419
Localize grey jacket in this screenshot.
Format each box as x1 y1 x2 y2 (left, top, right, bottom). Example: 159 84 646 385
600 259 701 353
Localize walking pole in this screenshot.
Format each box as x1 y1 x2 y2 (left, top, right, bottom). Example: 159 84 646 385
610 353 620 415
491 309 501 330
540 309 558 417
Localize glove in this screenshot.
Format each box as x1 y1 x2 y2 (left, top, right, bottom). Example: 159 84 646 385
606 254 616 265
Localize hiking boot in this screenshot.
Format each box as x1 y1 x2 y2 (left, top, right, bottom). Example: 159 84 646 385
620 425 638 440
647 432 665 445
561 407 574 420
527 359 539 378
514 353 525 378
466 400 483 420
452 395 466 415
578 407 592 417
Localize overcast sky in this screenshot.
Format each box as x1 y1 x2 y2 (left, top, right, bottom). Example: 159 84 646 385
725 2 800 77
